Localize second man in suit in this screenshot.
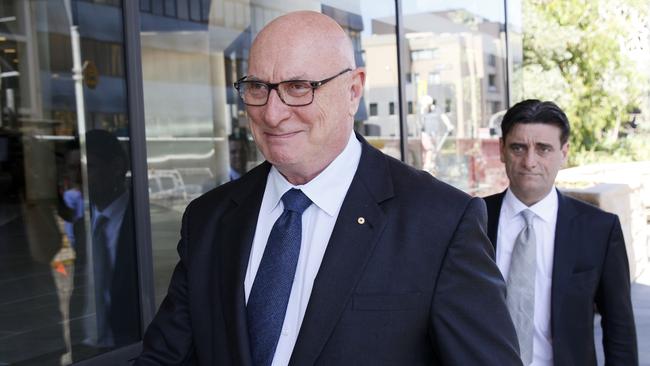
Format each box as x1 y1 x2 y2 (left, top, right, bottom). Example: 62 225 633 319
484 99 638 365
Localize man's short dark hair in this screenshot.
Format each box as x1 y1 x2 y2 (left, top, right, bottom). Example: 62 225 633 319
501 99 570 145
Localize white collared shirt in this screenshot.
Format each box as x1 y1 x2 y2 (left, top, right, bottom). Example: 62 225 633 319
496 188 558 366
244 131 362 366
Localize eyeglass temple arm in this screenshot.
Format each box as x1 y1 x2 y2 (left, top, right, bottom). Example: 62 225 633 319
310 68 353 88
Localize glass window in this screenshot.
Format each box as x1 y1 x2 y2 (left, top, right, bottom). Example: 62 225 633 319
151 0 164 15
389 101 395 115
507 0 524 103
411 48 438 60
140 0 151 12
140 0 399 306
401 0 509 194
488 53 497 67
164 0 176 17
189 0 201 21
369 102 378 116
177 0 189 20
0 1 141 364
488 73 497 90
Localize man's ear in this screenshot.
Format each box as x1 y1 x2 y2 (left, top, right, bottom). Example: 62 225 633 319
349 68 366 116
561 142 569 165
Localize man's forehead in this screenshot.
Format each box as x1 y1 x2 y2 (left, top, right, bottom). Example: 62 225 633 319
247 51 317 80
255 11 343 41
506 123 564 143
510 122 562 134
248 43 338 81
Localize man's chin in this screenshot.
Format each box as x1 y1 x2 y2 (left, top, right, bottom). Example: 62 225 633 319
266 153 299 169
516 175 543 186
516 181 541 192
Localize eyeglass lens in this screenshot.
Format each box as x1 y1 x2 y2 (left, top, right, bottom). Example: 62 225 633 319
239 80 314 106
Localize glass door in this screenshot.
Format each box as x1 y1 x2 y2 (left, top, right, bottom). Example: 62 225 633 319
0 1 141 364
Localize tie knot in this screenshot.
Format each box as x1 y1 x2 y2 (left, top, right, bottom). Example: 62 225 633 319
95 214 109 227
281 189 312 214
521 209 535 226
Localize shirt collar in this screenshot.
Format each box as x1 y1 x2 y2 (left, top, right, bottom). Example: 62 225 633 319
266 131 362 216
503 187 558 224
93 190 130 223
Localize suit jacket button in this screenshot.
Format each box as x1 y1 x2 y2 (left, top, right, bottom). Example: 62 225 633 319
357 217 365 224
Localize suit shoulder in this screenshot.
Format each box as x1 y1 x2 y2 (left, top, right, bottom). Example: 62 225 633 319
185 162 269 216
562 193 619 224
482 192 503 207
185 179 237 214
382 154 474 209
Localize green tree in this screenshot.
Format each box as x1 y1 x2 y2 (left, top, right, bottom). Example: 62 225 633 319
522 0 649 165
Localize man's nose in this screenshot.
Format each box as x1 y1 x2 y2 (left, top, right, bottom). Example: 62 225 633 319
523 148 537 168
262 89 291 127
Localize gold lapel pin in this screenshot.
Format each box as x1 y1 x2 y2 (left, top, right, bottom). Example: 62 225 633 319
357 217 365 225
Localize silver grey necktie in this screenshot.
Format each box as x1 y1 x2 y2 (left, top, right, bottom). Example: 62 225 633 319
507 209 536 365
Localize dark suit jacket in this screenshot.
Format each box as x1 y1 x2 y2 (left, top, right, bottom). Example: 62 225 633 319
69 199 141 348
136 136 522 365
484 190 638 366
107 200 141 346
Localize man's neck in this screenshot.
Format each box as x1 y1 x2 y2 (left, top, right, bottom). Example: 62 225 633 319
509 186 554 207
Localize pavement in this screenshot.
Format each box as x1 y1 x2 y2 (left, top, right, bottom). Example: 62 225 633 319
595 268 650 365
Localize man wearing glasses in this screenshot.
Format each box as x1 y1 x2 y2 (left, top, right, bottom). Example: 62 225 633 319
136 11 521 366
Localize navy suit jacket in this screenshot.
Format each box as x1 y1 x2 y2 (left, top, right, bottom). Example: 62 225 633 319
136 136 522 365
108 201 141 346
484 190 638 366
70 200 141 347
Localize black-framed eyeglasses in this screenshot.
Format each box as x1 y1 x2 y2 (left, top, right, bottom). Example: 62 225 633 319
233 68 353 107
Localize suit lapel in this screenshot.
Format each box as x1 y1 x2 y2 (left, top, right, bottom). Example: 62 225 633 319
216 162 270 366
550 190 578 338
290 137 393 365
485 191 506 248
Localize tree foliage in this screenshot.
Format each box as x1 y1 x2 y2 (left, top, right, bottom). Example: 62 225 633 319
521 0 649 165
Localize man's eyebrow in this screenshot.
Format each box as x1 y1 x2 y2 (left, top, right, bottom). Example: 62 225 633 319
535 142 554 149
246 74 310 82
285 74 309 81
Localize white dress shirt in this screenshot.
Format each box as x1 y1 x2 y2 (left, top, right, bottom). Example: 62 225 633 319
244 131 362 366
496 188 558 366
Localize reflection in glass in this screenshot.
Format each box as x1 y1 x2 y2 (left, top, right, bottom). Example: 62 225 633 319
0 1 140 364
506 0 524 105
394 0 510 194
141 0 399 306
85 129 140 349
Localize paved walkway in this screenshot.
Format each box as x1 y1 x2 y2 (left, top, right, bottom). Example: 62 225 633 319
596 269 650 365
